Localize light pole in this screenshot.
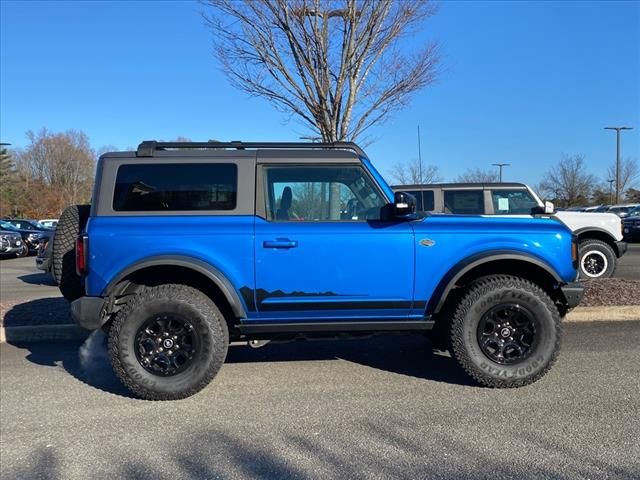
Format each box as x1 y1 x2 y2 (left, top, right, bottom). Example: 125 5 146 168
417 125 423 183
492 163 510 183
607 178 615 205
604 126 633 204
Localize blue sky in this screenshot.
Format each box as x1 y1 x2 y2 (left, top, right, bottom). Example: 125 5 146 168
1 0 638 185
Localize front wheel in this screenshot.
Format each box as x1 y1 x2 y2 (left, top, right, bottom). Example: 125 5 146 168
449 275 562 388
108 284 229 400
577 239 616 279
16 244 29 258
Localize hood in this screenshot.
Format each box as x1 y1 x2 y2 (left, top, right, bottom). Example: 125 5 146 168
553 211 623 241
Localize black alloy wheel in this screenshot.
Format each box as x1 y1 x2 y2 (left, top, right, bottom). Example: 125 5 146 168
477 304 537 365
135 314 199 377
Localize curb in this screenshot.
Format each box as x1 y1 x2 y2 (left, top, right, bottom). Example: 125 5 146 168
565 306 640 322
1 306 638 343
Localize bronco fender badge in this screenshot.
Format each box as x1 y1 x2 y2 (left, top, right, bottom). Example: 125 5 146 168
419 238 436 247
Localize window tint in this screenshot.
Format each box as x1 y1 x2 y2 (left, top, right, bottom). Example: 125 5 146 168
491 189 538 214
444 190 484 214
113 163 237 211
407 190 435 212
264 166 386 221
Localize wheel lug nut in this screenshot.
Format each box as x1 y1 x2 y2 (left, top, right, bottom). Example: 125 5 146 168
173 336 177 340
158 347 163 352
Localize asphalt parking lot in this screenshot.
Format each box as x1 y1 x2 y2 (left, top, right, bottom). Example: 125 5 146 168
1 321 639 479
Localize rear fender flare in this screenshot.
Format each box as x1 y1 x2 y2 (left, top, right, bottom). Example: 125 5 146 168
103 255 247 318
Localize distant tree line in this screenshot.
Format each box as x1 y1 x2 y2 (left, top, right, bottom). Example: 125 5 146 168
1 129 98 218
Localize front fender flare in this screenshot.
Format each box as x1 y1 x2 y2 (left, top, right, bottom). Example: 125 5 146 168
428 251 563 315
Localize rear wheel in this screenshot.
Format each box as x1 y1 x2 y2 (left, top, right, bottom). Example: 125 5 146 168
577 239 616 279
52 204 90 300
449 275 562 388
108 284 229 400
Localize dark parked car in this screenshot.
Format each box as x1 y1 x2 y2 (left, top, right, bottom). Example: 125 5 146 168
622 207 640 242
0 229 25 257
2 218 54 231
0 220 51 256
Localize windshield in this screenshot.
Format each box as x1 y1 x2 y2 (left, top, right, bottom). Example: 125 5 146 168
0 221 20 231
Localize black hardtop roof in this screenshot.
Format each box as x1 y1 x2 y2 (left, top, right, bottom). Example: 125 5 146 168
393 182 528 189
100 140 368 161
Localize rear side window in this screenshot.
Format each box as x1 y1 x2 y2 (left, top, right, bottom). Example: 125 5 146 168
444 190 484 214
406 190 435 212
491 189 538 214
113 163 237 211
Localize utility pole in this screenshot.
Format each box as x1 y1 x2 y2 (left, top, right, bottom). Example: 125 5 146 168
604 126 633 204
607 179 615 205
492 163 510 183
417 125 423 184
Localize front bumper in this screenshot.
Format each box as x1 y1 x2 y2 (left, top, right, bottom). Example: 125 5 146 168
615 241 628 258
560 282 584 310
1 246 23 255
70 296 107 330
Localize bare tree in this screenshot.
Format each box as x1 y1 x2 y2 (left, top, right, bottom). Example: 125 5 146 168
388 159 442 185
202 0 439 142
606 157 639 202
13 129 95 213
538 154 596 207
455 168 499 183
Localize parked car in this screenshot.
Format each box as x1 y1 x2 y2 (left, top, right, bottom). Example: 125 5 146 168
0 220 51 256
38 218 59 228
36 233 54 272
393 182 627 279
54 140 582 400
2 218 54 231
622 206 640 242
607 204 640 218
584 205 610 212
0 229 24 257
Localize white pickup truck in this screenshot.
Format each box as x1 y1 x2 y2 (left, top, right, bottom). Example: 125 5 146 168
394 182 627 279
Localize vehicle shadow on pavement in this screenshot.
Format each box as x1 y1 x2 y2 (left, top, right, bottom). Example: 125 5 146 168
17 272 58 287
225 335 475 387
2 297 72 326
9 334 135 399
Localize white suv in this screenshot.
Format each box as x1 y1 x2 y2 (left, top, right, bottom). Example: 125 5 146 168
394 182 627 279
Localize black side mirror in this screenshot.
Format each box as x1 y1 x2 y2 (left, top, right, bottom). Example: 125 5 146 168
394 191 416 217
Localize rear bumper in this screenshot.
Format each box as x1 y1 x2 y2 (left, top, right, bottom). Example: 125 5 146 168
615 241 627 258
560 282 584 310
70 296 107 330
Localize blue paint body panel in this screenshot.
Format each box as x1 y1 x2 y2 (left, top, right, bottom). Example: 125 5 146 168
85 216 255 309
84 163 577 324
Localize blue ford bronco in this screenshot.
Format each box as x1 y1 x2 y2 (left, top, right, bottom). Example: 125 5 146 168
52 141 583 400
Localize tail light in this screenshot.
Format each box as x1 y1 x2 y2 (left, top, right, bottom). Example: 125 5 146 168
76 235 88 276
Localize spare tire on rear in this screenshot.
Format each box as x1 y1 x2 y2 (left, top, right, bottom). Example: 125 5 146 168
52 204 90 301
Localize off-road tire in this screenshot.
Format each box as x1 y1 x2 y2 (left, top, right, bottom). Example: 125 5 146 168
108 284 229 400
450 275 562 388
577 239 616 279
52 204 90 301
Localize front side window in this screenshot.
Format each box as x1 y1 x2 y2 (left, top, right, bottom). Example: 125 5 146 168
444 190 484 215
113 163 237 211
491 189 538 214
264 165 386 221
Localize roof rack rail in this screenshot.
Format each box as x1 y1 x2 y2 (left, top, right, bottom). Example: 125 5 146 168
136 140 368 159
